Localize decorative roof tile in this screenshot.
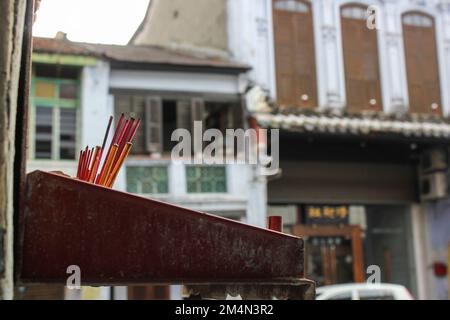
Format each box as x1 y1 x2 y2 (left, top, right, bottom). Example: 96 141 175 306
33 37 250 72
254 108 450 140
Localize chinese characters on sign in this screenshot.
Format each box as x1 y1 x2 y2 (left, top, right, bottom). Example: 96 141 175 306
305 205 349 225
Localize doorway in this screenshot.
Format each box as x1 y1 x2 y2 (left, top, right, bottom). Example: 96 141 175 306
292 225 364 286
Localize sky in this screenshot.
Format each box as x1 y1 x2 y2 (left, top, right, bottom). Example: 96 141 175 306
33 0 151 45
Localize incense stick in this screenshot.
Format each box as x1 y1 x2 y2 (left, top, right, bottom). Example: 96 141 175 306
114 118 134 166
99 144 118 186
80 146 89 180
76 114 140 188
96 115 124 184
83 148 93 181
128 119 141 143
76 150 83 178
88 146 101 183
92 116 114 183
101 116 113 151
105 142 133 188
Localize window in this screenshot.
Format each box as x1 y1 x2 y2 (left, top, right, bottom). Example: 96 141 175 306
126 166 169 194
115 95 203 155
341 4 383 112
274 0 309 12
403 13 433 27
272 0 317 107
186 166 227 193
341 6 367 20
31 64 80 160
402 12 441 114
35 107 53 159
114 94 243 156
59 108 77 159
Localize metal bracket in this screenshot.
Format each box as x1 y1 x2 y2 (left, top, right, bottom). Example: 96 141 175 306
185 278 316 300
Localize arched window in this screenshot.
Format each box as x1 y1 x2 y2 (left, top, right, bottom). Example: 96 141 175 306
402 12 441 114
272 0 317 108
341 3 383 112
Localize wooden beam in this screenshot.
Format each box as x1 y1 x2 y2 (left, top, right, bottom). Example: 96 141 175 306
0 0 29 300
19 171 306 285
351 226 365 283
292 224 356 237
32 53 98 66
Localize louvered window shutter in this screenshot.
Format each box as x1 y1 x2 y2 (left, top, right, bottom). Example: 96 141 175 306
176 100 192 131
115 95 131 120
191 98 205 156
131 96 146 154
191 98 205 124
273 0 317 107
233 99 246 129
403 13 441 114
145 97 163 154
341 4 383 112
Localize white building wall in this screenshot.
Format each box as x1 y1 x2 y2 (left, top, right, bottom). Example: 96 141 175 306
411 204 433 300
81 60 111 148
227 0 276 96
110 69 266 228
226 0 450 299
119 159 266 227
227 0 450 115
109 69 245 95
425 200 450 300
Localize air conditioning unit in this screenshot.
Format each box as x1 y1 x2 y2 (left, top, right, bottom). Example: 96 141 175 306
420 148 448 173
419 172 447 201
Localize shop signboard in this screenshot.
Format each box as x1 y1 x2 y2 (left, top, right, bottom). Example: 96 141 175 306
305 205 349 225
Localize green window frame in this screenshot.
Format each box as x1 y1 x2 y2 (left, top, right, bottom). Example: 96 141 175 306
186 166 227 193
126 166 169 194
30 68 80 160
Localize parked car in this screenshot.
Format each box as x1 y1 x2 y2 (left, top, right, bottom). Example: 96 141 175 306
316 283 414 300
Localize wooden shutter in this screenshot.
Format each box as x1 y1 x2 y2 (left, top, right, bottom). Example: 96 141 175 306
176 100 192 131
191 98 205 124
114 95 131 119
131 96 146 154
272 0 317 107
403 12 442 115
341 4 383 112
191 98 205 154
145 97 162 154
232 99 246 129
115 95 148 155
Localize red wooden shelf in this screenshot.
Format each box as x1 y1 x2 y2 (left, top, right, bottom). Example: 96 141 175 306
17 171 314 298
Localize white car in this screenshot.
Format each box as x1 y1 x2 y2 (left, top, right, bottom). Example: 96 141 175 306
316 283 414 300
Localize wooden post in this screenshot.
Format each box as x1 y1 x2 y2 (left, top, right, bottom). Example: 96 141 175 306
351 226 365 283
0 0 29 300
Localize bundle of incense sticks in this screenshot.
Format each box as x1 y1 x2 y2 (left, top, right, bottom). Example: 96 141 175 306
76 114 141 188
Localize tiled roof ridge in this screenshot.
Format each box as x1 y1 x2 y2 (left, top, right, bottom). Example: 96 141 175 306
255 108 450 139
32 37 249 70
269 106 450 124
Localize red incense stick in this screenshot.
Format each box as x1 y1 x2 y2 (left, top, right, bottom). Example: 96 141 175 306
76 150 83 178
96 115 124 184
128 119 141 143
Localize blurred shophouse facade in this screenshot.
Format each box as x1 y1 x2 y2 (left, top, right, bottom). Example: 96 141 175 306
24 0 450 300
132 0 450 299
